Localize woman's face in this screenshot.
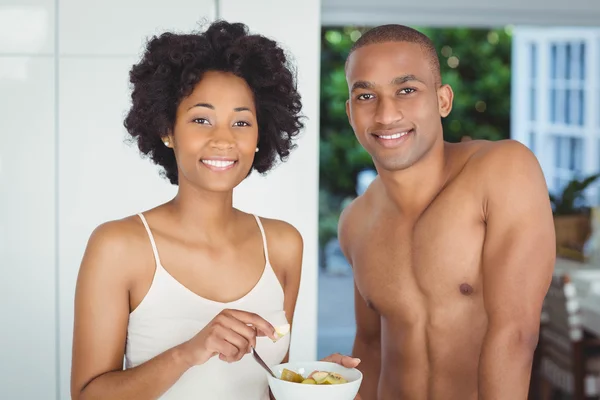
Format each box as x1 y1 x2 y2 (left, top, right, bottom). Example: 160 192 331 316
167 71 259 193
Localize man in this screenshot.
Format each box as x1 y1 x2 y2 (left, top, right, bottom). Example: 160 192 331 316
339 24 555 400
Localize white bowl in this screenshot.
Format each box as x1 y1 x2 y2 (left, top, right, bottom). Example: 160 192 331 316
266 361 362 400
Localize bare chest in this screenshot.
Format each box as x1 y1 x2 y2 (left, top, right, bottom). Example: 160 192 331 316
352 186 486 318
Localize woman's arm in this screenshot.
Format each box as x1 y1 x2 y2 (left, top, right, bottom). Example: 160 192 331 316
71 220 193 400
263 219 304 363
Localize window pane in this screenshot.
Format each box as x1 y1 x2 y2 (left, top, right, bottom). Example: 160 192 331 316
530 43 537 80
578 89 584 126
530 87 536 121
579 42 586 80
569 137 581 171
550 88 557 123
565 43 572 80
551 43 558 80
557 89 565 123
565 89 571 125
554 136 563 168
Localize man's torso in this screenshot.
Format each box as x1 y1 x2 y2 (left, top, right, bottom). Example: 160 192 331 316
350 141 494 399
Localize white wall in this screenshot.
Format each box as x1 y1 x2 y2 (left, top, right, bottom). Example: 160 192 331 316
322 0 600 27
0 0 321 399
0 2 57 398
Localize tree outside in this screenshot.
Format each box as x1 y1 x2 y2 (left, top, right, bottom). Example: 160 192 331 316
319 26 513 259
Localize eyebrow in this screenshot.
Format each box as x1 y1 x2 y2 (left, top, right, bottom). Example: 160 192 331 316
187 103 252 112
392 74 425 85
351 74 425 92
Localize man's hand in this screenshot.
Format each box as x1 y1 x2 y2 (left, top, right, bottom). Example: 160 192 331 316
320 352 361 368
320 353 362 400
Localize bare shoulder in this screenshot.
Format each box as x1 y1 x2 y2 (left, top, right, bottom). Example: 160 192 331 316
79 215 151 285
466 139 544 188
257 216 304 268
337 181 378 264
459 140 549 222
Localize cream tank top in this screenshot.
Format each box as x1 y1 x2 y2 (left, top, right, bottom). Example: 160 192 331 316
125 213 290 399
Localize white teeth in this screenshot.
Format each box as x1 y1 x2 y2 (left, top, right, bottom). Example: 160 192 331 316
378 131 410 140
202 160 235 168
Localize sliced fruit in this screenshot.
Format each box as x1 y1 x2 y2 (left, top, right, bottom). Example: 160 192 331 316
280 368 304 383
310 371 329 384
301 378 316 384
273 324 290 342
324 372 348 385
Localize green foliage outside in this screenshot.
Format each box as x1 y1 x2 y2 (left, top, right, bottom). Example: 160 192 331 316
319 26 513 249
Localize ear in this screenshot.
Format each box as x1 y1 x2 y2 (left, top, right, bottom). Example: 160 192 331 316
345 99 351 125
162 131 174 148
437 84 454 118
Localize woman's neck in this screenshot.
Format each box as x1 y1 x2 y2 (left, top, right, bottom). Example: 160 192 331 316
168 181 239 243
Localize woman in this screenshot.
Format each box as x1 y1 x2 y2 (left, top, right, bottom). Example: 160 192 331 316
71 20 318 400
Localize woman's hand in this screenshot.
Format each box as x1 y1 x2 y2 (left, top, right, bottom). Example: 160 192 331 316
181 309 277 366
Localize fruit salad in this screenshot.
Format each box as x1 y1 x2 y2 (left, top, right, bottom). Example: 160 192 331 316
279 368 348 385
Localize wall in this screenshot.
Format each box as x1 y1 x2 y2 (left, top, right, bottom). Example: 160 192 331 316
0 2 57 398
0 0 321 398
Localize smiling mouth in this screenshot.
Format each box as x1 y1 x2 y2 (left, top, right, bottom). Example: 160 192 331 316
373 130 412 140
201 159 237 171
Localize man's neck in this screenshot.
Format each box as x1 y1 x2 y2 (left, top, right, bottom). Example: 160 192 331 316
377 140 450 217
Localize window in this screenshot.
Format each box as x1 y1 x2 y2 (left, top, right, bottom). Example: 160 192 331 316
512 28 600 202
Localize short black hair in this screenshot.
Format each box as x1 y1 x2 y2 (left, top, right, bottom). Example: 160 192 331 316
124 20 304 185
347 24 441 85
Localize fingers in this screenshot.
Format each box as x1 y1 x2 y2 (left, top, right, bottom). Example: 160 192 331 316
207 328 249 362
205 310 278 364
221 314 258 348
212 340 241 362
225 310 276 340
321 353 361 368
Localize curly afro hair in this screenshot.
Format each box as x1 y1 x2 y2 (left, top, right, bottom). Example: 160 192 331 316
124 20 304 185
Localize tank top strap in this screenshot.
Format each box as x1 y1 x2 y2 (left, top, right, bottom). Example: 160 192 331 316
137 213 162 267
252 214 271 266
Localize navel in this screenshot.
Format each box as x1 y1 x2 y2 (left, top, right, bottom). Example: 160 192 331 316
459 283 474 296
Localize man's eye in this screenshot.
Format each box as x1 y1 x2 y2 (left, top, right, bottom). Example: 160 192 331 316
399 88 416 95
357 94 374 100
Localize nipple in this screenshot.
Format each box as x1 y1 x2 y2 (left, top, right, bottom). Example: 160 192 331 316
459 283 474 296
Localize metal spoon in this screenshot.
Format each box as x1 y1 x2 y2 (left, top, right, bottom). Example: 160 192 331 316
251 346 277 378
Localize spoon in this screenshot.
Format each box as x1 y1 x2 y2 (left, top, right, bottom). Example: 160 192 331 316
251 346 277 378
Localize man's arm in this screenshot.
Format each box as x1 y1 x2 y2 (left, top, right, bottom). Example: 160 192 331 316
478 141 555 399
338 201 381 399
352 283 382 399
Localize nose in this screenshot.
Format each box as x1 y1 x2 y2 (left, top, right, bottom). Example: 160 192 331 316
210 127 235 151
374 97 403 126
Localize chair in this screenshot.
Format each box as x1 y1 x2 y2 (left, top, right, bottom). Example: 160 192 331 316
538 273 600 399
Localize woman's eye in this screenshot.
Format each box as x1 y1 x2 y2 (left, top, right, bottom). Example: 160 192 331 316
192 118 210 125
233 121 250 127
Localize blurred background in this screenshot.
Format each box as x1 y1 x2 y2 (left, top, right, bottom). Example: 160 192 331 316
2 0 600 399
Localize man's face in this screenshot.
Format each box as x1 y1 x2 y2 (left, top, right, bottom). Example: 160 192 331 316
345 41 453 172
